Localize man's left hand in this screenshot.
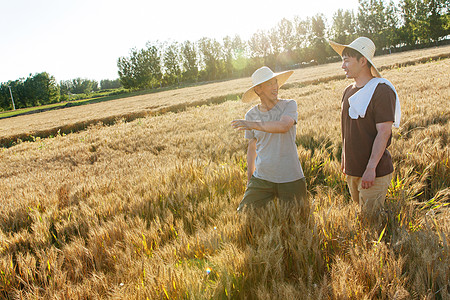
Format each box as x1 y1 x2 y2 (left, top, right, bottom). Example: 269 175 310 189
361 168 376 189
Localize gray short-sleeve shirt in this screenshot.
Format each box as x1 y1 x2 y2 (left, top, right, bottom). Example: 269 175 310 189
245 99 304 183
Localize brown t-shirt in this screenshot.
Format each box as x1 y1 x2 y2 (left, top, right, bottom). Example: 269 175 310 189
341 83 396 177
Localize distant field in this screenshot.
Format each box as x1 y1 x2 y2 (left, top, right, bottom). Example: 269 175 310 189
0 48 448 298
0 44 449 147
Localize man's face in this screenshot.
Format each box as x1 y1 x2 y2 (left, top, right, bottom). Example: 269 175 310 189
341 55 364 79
255 78 278 101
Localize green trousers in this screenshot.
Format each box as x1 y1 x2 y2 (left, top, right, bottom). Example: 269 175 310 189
237 176 308 211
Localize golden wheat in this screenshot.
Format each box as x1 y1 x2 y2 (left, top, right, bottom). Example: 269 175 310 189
0 56 448 299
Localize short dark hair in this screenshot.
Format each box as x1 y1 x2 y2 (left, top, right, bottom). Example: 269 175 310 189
342 47 372 69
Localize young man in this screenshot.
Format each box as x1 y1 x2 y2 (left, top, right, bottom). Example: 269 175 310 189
231 66 308 216
329 37 401 225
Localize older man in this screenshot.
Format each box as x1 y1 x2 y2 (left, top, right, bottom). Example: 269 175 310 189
231 66 308 216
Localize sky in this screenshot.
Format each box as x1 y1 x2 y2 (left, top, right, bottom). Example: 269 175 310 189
0 0 361 83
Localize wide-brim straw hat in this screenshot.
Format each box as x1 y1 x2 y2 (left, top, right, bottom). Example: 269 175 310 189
329 37 381 78
241 66 294 103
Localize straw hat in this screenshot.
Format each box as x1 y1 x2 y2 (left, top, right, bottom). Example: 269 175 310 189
241 66 294 103
329 37 381 78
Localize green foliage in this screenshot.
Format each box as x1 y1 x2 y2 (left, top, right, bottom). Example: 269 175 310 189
223 35 246 78
357 0 397 49
198 37 224 81
100 78 122 90
330 9 357 44
0 73 59 110
61 78 98 95
248 30 271 59
181 40 199 82
0 84 13 111
59 78 100 103
23 72 59 106
310 14 329 64
400 0 450 45
162 42 182 85
117 43 162 89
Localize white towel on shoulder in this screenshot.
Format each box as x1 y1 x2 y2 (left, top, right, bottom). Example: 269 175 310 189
348 78 401 128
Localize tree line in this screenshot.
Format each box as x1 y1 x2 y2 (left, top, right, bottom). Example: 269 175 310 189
0 75 122 111
0 0 448 111
118 0 449 89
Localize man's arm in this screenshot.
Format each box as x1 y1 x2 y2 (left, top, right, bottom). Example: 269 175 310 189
341 138 346 174
361 121 393 189
231 115 295 133
246 138 257 182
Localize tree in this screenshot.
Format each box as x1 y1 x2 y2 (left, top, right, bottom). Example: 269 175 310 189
222 36 235 78
400 0 430 45
197 37 223 81
277 18 296 53
268 27 282 57
420 0 449 43
0 73 59 109
273 18 297 69
357 0 385 47
357 0 400 50
293 17 312 63
294 17 311 49
22 73 59 107
310 14 328 63
222 35 248 78
117 42 162 89
69 78 97 94
59 80 72 101
163 42 182 85
100 79 122 90
117 55 135 89
180 40 199 82
384 1 401 49
248 30 271 67
330 9 356 44
138 42 162 88
228 35 249 77
15 72 59 107
129 48 151 89
60 80 72 95
0 83 13 110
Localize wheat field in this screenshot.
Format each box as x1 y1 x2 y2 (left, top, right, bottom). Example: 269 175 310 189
0 54 449 299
